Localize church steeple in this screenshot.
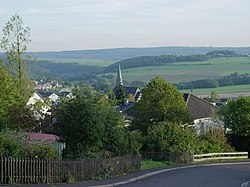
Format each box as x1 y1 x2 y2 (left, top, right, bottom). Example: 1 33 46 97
116 63 123 88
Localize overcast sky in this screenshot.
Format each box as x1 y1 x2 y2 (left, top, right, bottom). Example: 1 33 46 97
0 0 249 52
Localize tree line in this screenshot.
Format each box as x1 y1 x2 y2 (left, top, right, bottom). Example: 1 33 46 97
104 50 242 72
176 72 250 90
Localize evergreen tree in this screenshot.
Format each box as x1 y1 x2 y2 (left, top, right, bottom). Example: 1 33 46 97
115 84 125 105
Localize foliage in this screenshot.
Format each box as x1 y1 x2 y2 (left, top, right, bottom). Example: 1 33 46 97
116 130 142 155
0 15 33 130
132 76 190 134
58 87 128 157
105 50 241 72
210 91 219 103
115 84 125 105
0 131 57 158
0 131 21 157
20 143 57 159
206 50 240 58
176 73 250 90
145 122 197 153
196 127 233 154
219 97 250 136
0 14 31 86
0 60 33 130
105 54 209 72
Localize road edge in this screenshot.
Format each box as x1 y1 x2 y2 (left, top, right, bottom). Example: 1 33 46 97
91 161 250 187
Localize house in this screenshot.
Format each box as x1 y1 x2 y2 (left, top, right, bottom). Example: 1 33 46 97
59 87 72 96
27 91 51 119
34 84 43 90
119 102 135 126
43 82 52 91
183 93 223 133
49 93 60 104
27 91 44 106
120 92 222 131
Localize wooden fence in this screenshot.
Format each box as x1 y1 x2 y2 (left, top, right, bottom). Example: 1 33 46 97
194 152 248 162
141 152 194 164
0 155 141 184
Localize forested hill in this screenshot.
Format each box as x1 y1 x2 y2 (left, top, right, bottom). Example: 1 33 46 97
27 46 250 61
104 50 242 72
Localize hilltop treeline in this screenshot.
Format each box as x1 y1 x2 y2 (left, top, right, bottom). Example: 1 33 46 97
176 72 250 90
104 50 241 72
24 46 250 60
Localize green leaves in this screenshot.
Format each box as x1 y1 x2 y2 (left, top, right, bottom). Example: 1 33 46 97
146 122 197 153
133 76 190 134
58 88 124 156
219 97 250 136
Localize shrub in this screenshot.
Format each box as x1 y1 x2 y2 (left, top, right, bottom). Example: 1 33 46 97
0 132 21 157
0 131 57 158
116 130 142 155
145 122 197 153
195 127 233 154
21 143 57 159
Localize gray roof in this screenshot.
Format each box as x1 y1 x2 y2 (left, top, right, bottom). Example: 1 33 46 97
183 93 219 119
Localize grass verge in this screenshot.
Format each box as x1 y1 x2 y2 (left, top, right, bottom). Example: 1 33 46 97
141 160 174 170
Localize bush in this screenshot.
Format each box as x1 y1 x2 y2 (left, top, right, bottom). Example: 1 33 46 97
21 143 57 159
0 131 57 158
0 132 21 157
116 130 142 155
145 122 197 153
195 127 233 154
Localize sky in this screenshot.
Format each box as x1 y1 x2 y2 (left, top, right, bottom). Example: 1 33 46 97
0 0 250 52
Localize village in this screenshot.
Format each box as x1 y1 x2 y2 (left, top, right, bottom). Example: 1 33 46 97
0 8 250 187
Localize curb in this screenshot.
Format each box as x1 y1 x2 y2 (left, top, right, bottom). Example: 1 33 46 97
91 161 250 187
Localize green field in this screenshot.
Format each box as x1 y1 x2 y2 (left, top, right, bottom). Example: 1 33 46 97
38 58 115 67
180 84 250 95
101 57 250 83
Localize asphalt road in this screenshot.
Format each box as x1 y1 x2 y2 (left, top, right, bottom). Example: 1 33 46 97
121 163 250 187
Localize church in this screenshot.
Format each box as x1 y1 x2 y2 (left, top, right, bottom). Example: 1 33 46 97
114 64 141 125
114 63 141 102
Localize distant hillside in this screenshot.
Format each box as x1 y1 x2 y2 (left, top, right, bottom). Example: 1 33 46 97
104 55 207 72
27 46 250 61
28 60 103 81
104 50 242 72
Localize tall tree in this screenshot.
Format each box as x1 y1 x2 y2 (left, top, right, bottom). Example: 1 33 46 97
132 76 190 134
115 84 125 105
0 14 31 85
219 97 250 136
58 87 125 157
0 15 32 130
0 60 31 130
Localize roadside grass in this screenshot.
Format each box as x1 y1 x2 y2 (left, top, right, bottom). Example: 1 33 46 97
141 160 174 170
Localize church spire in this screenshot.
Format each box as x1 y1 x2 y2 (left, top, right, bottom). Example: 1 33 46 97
116 63 123 87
